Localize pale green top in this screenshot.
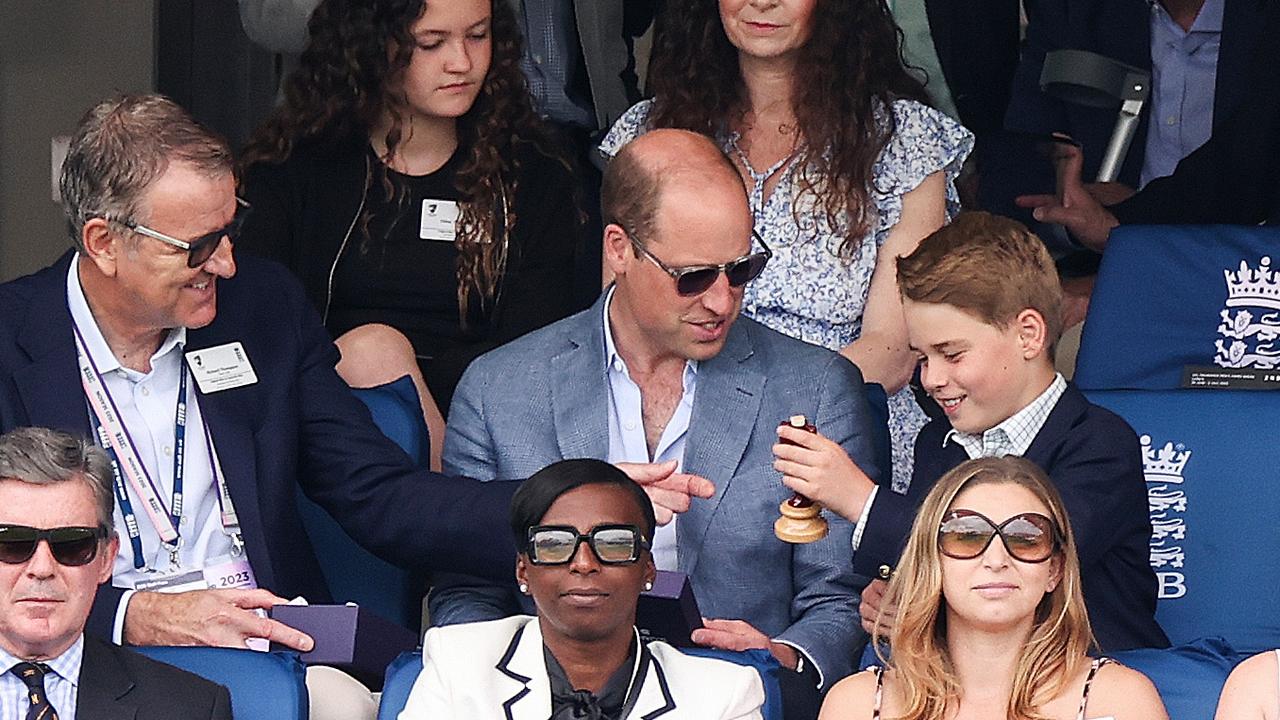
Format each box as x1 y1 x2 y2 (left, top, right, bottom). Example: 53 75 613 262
888 0 961 121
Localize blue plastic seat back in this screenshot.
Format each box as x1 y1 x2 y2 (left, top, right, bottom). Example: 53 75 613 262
297 375 430 632
1113 638 1249 720
135 646 308 720
681 647 784 720
1083 390 1280 653
377 651 419 720
378 648 784 720
1076 224 1280 391
1075 225 1280 651
349 376 431 465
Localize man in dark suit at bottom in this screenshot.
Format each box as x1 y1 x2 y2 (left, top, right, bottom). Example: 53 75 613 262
0 427 230 719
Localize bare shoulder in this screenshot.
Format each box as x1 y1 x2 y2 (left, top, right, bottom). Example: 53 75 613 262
1224 650 1279 687
1084 660 1169 720
1215 651 1279 720
818 668 882 720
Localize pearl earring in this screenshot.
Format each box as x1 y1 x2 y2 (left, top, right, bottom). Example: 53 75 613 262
643 581 653 591
519 583 529 594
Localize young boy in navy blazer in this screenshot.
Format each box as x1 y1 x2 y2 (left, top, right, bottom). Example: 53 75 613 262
773 211 1169 652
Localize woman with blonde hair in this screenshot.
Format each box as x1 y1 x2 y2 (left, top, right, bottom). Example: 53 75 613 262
820 456 1167 719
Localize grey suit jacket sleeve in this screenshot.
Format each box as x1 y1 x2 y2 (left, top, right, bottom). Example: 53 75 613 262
771 353 874 686
443 362 502 481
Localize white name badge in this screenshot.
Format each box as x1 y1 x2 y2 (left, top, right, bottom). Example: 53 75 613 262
420 199 459 242
133 569 208 594
186 342 258 393
203 555 258 591
130 555 257 593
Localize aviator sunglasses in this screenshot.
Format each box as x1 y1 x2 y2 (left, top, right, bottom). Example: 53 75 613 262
630 232 772 296
0 524 107 567
526 524 650 565
937 509 1061 564
119 197 252 268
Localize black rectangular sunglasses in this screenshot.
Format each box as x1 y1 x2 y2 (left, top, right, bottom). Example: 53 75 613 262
0 524 107 566
526 524 650 565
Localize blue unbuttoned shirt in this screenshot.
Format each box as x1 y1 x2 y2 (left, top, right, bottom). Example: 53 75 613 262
1140 0 1223 187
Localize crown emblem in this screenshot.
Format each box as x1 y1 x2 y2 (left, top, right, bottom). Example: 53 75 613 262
1141 435 1191 484
1225 256 1280 310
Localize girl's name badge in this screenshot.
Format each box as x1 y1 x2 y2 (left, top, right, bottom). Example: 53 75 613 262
420 199 459 242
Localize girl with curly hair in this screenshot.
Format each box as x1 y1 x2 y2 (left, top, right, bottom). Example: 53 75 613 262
819 456 1167 720
600 0 972 489
239 0 586 469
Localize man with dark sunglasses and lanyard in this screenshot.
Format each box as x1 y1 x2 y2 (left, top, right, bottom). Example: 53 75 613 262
0 426 230 719
438 129 884 708
0 95 713 720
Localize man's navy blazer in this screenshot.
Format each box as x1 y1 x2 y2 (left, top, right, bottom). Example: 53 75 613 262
853 383 1169 652
77 636 232 719
0 251 518 638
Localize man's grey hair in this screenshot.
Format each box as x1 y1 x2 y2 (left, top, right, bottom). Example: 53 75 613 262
59 93 234 251
0 427 114 533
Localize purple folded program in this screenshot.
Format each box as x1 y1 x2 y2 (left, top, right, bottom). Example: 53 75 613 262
269 604 417 688
636 570 703 647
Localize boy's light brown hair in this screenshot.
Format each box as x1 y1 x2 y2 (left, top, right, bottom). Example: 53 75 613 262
897 211 1064 346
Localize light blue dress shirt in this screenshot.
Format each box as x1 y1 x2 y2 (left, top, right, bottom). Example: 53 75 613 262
601 288 697 571
1141 0 1223 187
0 636 83 720
66 258 245 643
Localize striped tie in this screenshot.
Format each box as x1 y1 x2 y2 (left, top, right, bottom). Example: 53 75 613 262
9 662 59 720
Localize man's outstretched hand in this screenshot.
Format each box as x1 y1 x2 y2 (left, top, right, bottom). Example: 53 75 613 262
1016 141 1124 253
616 460 715 525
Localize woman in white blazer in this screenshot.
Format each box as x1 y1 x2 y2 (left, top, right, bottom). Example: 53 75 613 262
399 459 765 720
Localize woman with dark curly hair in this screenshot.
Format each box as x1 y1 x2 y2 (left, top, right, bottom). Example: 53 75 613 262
238 0 586 469
600 0 973 488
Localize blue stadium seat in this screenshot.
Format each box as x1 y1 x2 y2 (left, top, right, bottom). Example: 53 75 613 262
135 646 308 720
349 375 432 466
1114 638 1247 720
377 651 419 720
1076 224 1280 653
377 648 784 720
297 375 431 633
682 647 785 720
1076 224 1280 389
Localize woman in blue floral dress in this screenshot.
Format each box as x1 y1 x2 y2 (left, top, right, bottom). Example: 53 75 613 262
601 0 972 489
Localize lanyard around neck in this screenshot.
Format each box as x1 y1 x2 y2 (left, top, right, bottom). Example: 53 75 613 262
74 324 242 570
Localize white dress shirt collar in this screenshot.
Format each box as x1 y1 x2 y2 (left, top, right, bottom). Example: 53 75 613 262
66 254 187 377
601 287 697 571
945 373 1068 459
